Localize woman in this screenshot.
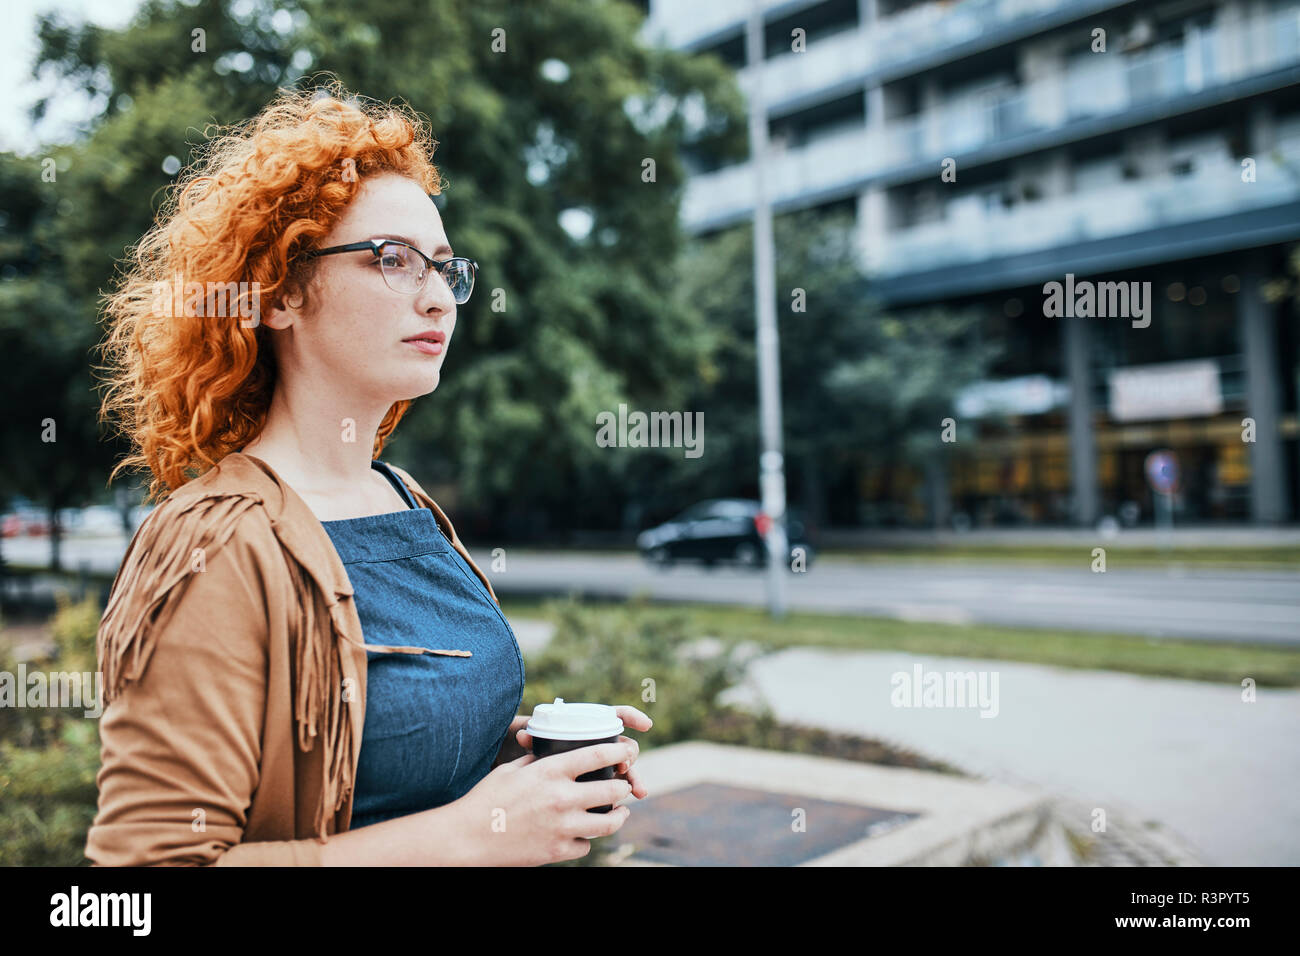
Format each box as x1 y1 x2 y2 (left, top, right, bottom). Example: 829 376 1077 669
87 83 649 866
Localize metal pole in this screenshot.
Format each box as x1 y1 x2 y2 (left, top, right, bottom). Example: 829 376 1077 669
747 0 788 618
1157 490 1173 552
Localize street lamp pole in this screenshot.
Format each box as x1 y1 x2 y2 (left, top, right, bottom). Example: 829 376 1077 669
747 0 788 618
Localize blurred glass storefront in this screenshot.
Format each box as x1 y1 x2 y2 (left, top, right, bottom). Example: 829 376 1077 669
856 254 1297 527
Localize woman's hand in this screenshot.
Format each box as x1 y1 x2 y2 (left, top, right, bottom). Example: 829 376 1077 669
446 745 634 865
513 705 652 800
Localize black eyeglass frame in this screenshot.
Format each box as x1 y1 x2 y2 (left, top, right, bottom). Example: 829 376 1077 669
301 238 478 301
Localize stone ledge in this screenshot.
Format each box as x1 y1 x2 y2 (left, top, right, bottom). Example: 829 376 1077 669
606 741 1058 866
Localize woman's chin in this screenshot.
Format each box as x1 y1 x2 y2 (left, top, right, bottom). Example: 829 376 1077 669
399 368 441 398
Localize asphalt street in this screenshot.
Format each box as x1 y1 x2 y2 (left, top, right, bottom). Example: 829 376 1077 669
8 536 1295 644
480 552 1300 644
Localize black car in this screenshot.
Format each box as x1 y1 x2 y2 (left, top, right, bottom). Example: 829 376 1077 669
636 499 815 570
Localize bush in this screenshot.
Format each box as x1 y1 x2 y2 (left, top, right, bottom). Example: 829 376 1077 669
521 594 752 753
0 720 100 866
49 591 102 676
0 593 103 866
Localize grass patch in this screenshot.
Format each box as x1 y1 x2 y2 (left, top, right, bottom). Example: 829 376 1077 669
819 546 1300 570
499 595 1300 687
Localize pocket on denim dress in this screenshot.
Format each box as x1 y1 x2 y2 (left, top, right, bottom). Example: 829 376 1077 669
357 650 466 801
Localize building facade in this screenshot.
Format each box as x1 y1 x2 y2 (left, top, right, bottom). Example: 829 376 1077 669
641 0 1300 526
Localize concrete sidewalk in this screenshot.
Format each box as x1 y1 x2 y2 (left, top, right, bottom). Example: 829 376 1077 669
513 617 1294 865
715 646 1300 866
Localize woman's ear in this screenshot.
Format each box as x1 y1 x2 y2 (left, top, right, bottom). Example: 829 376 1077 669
263 277 308 331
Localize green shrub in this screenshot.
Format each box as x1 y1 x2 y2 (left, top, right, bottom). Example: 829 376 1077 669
0 593 104 866
49 592 102 676
0 719 100 866
521 594 752 753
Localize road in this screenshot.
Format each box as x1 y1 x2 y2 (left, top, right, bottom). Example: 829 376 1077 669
9 536 1296 644
477 551 1300 645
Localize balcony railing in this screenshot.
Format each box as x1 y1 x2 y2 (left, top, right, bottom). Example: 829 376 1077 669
870 142 1300 276
647 0 1093 77
682 5 1300 230
734 0 1108 109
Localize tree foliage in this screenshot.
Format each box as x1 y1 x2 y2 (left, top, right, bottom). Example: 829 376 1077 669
2 0 989 541
9 0 747 538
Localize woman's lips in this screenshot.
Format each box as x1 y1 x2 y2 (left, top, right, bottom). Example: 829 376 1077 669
405 338 444 355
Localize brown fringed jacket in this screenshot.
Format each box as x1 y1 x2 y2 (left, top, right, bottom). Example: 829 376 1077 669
85 452 498 866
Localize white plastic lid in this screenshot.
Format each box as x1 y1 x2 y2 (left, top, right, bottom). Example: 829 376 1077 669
526 698 624 741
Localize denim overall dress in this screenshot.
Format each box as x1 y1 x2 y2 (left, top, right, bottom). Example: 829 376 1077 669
320 460 525 830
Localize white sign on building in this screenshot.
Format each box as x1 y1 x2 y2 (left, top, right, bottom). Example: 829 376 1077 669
1107 359 1222 422
956 375 1068 418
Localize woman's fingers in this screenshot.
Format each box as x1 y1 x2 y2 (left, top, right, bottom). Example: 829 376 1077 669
611 736 647 797
613 734 641 773
616 763 648 800
613 705 653 731
630 765 647 798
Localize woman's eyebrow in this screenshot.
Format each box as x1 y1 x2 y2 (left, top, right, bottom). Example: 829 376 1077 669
377 234 454 257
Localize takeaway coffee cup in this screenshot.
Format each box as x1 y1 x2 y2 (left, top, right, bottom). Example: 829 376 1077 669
526 698 625 813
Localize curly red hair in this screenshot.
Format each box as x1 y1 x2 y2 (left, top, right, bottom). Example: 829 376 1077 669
95 80 444 502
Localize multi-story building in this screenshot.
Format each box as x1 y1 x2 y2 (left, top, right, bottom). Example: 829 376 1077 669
640 0 1300 526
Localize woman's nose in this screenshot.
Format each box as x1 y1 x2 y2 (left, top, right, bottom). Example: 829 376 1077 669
418 270 458 314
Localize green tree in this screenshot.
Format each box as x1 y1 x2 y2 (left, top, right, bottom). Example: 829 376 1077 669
23 0 748 537
653 207 997 530
0 150 125 570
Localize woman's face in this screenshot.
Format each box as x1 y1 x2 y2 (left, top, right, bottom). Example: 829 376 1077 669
274 173 460 404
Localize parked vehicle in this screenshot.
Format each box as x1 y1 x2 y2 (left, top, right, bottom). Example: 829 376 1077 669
0 508 50 537
636 498 815 570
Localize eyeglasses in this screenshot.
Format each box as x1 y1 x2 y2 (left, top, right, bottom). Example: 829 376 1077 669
302 238 478 303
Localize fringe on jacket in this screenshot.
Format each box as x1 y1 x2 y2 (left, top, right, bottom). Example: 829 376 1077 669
96 490 354 842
